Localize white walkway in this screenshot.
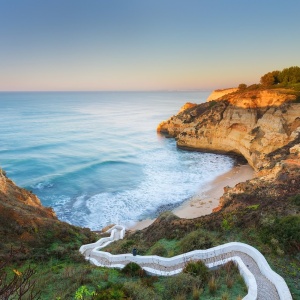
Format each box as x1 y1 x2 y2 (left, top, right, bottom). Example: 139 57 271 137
79 225 292 300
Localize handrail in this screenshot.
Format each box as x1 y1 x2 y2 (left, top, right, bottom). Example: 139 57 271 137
79 226 292 300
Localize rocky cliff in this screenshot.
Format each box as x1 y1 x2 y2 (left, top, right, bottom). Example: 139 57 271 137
206 88 238 102
0 169 57 230
0 168 95 258
157 88 300 170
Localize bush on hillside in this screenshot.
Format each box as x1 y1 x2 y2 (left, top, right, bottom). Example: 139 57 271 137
238 83 247 90
289 194 300 206
260 215 300 253
162 273 202 299
121 262 145 277
178 229 217 253
150 244 168 257
183 260 209 281
123 281 159 300
274 216 300 251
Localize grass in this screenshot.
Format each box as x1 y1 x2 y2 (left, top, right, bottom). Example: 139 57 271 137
147 239 179 257
2 255 247 299
99 206 300 298
102 213 300 299
224 228 300 299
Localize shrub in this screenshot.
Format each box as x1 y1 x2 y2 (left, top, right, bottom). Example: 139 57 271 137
226 274 234 288
246 204 260 210
289 194 300 206
183 260 209 282
273 216 300 251
192 286 203 300
246 84 260 90
123 281 159 300
150 244 167 257
238 83 247 90
94 283 125 300
158 211 179 222
141 276 158 288
0 262 40 299
178 229 216 253
74 285 95 299
121 262 145 277
163 273 202 299
221 292 229 300
222 218 231 230
208 275 218 294
118 240 135 253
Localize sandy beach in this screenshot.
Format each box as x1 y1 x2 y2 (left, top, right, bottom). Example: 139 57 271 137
129 164 254 231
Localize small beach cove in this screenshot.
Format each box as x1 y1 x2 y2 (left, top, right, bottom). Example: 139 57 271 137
129 163 254 231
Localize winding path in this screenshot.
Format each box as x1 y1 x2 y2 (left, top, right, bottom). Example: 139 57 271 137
79 225 292 300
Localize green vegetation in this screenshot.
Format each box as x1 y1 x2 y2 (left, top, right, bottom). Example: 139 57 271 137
2 65 300 299
289 194 300 206
1 256 246 299
260 66 300 86
121 262 145 277
235 66 300 102
178 229 218 253
102 203 300 298
183 260 209 281
246 204 260 210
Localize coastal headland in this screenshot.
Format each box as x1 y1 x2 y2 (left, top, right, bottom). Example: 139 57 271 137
119 79 300 297
132 85 300 230
0 68 300 298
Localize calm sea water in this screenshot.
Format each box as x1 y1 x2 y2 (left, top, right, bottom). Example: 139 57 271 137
0 91 234 230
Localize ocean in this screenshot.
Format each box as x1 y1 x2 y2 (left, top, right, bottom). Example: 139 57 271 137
0 91 235 230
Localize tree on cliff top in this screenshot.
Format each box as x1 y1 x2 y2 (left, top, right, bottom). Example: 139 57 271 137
260 66 300 86
238 83 247 90
278 66 300 84
260 70 280 86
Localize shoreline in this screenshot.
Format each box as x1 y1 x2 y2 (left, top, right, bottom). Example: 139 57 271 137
129 164 254 231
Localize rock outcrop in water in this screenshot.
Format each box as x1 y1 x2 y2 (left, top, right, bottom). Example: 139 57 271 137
157 88 300 170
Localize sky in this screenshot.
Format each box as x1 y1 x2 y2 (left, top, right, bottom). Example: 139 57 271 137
0 0 300 91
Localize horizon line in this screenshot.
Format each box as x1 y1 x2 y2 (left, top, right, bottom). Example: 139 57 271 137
0 88 215 93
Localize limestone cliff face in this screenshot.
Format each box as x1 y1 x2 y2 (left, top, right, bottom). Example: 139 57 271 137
0 169 56 230
157 89 300 170
0 170 54 213
0 168 96 257
206 88 238 101
218 133 300 211
210 88 297 108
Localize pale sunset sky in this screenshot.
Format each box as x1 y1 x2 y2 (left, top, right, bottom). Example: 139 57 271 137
1 0 300 91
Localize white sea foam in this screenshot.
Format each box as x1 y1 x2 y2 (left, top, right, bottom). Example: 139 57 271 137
1 91 236 230
73 147 233 230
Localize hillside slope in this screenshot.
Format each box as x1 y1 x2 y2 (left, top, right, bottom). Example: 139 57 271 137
0 169 96 259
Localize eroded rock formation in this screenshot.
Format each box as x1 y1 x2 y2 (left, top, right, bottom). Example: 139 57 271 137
157 88 300 170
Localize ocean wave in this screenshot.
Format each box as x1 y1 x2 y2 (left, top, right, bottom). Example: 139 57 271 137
54 147 234 230
1 91 232 230
31 181 54 190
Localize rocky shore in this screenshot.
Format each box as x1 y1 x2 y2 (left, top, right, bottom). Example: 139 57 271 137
157 88 300 171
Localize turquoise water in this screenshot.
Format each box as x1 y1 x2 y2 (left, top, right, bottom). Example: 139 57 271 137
0 91 234 230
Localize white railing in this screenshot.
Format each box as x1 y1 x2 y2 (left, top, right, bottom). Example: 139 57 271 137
80 226 292 300
79 225 126 253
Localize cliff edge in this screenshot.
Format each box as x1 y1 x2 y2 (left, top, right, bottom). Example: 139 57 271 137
0 168 95 258
157 88 300 170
